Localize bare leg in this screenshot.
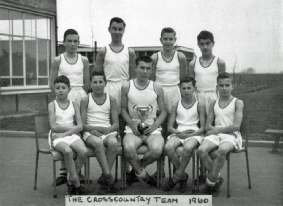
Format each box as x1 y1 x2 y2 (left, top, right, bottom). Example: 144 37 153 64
103 135 118 171
197 139 218 173
164 136 182 170
70 139 88 174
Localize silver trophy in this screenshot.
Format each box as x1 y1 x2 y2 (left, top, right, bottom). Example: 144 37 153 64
133 105 153 135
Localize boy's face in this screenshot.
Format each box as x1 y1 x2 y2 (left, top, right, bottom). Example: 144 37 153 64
63 34 79 53
109 22 125 42
91 75 106 94
180 82 195 98
54 82 70 100
136 61 152 81
198 38 214 56
160 32 176 51
217 78 233 97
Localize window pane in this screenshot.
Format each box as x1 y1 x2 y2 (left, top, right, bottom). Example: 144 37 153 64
25 37 37 85
12 78 24 86
10 10 23 36
0 78 10 87
0 35 10 76
0 8 9 34
38 78 48 85
12 37 23 76
38 39 49 76
25 14 36 37
36 18 48 39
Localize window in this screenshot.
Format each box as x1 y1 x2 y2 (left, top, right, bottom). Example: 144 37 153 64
0 7 52 88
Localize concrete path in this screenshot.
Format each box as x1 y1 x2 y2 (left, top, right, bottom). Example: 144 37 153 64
0 136 282 206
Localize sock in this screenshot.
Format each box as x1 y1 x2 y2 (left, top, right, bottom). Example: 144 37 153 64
173 171 184 183
216 173 221 182
206 178 216 186
60 168 67 177
135 168 147 179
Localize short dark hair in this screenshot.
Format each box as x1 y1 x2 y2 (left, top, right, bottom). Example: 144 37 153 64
197 30 214 43
161 27 176 37
91 70 106 83
217 72 233 83
135 55 152 66
63 29 79 41
109 17 126 28
180 76 196 87
54 75 70 88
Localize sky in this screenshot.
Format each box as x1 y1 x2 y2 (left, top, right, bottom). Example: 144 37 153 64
57 0 283 73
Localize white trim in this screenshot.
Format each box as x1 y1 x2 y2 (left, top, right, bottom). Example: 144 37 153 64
0 86 51 95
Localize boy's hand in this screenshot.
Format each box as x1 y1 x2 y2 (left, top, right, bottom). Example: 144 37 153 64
182 129 195 134
129 121 141 136
205 128 219 136
143 123 158 136
90 130 103 137
100 127 111 135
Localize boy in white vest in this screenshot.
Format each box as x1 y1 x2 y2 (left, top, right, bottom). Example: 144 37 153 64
188 30 226 184
49 29 90 186
197 72 244 196
80 70 120 195
48 75 87 195
121 55 167 187
163 76 205 193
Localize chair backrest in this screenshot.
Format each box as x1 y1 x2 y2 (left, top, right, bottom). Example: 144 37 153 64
34 116 50 151
240 118 250 149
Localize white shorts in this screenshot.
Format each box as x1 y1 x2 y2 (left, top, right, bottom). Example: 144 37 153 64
195 90 218 115
204 133 242 150
48 131 81 149
125 125 162 142
68 86 87 107
167 134 203 145
104 80 126 114
82 131 117 142
161 85 181 113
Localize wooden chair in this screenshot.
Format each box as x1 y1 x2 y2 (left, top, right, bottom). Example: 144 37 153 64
33 116 75 198
208 119 252 197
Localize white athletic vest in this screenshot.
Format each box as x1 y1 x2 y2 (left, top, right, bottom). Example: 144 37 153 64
127 80 157 125
176 100 199 131
103 44 130 82
155 51 180 86
58 53 84 87
194 56 219 91
85 93 111 127
54 100 75 127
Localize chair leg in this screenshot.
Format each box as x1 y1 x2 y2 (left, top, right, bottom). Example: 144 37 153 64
53 161 57 198
192 151 195 193
196 155 200 192
120 155 126 189
115 156 118 182
245 150 252 189
34 152 39 190
227 154 230 198
85 158 89 192
168 157 172 179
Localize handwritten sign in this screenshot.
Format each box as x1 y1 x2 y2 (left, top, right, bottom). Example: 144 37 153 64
65 195 212 206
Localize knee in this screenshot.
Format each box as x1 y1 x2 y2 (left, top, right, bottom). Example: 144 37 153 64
63 147 74 157
123 145 136 159
217 148 229 158
164 144 174 155
197 147 207 158
78 147 88 159
151 147 162 159
92 139 104 150
183 145 194 157
108 138 118 150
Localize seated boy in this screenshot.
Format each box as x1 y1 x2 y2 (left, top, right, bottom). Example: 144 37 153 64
197 72 244 196
163 76 205 193
121 55 167 187
80 70 120 195
48 75 87 195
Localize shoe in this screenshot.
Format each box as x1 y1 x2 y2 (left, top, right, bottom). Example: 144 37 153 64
104 173 114 185
202 184 214 195
126 170 138 186
56 176 67 186
108 184 120 193
75 185 86 195
194 174 206 185
67 184 76 195
179 173 188 193
212 176 224 196
152 170 166 180
97 174 105 185
97 184 108 195
142 173 157 187
163 178 177 191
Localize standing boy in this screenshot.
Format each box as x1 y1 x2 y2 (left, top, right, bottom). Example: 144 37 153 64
188 30 226 184
197 72 244 196
49 29 90 185
121 56 167 187
163 77 205 193
80 71 120 195
48 75 87 195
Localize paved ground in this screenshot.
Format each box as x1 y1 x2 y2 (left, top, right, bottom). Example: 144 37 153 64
0 136 282 206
